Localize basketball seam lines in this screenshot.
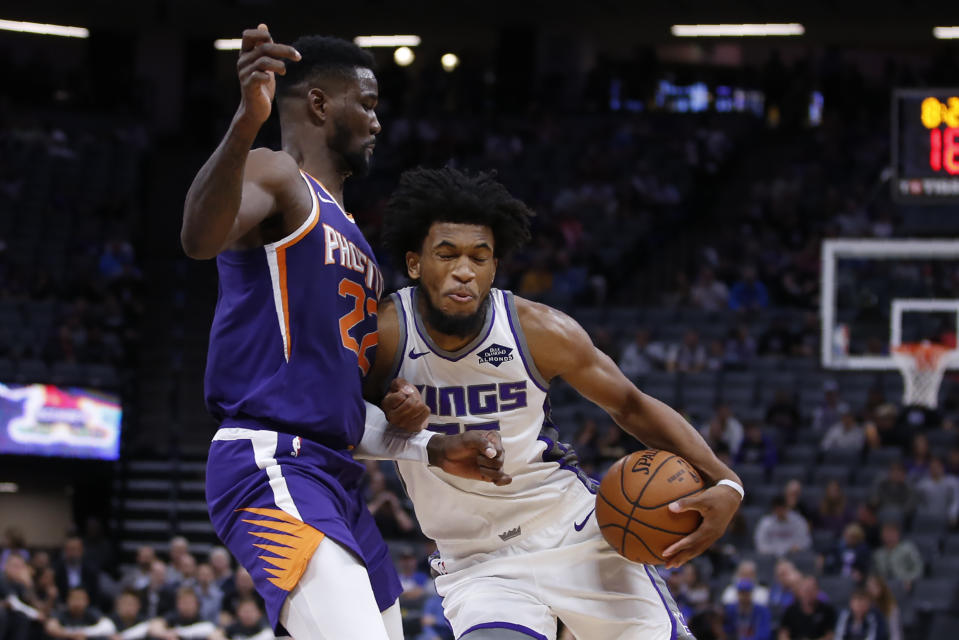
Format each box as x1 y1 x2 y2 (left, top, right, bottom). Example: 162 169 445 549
597 491 696 536
621 452 675 558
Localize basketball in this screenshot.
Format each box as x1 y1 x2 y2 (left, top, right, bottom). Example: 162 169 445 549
596 449 705 565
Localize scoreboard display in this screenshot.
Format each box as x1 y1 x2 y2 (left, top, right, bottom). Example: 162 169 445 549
892 89 959 202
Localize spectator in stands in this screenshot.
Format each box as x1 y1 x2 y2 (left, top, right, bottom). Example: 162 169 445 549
863 405 907 451
945 444 959 476
109 590 148 640
30 550 51 575
618 328 664 378
725 324 758 370
149 587 217 640
139 560 175 619
366 467 416 538
166 537 189 585
832 589 887 640
45 586 115 639
721 560 770 606
904 433 931 480
220 567 262 620
729 266 769 313
864 575 902 640
812 380 843 436
121 546 155 592
823 524 871 582
177 554 198 589
820 405 865 455
705 338 727 372
0 526 29 570
866 573 903 640
777 576 837 640
870 522 923 592
755 495 813 557
2 552 45 638
701 401 745 458
679 563 712 613
813 480 855 536
207 547 233 591
724 579 773 640
915 455 959 526
784 479 813 522
55 535 100 606
397 547 431 608
853 503 882 549
691 266 729 312
767 559 801 619
35 565 61 617
870 462 918 519
417 594 454 640
666 329 707 373
666 569 696 622
220 597 270 640
597 421 631 464
765 389 801 443
194 563 223 624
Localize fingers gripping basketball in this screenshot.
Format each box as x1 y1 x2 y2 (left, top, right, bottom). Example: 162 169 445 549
596 449 704 565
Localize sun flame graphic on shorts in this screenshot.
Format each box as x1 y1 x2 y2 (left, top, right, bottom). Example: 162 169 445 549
237 507 325 591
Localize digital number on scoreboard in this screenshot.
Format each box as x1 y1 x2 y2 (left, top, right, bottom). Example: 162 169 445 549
892 89 959 202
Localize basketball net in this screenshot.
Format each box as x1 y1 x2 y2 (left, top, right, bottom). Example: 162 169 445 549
891 342 957 409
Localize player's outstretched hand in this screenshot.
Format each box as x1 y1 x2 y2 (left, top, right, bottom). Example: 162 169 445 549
237 24 301 126
427 430 512 486
661 484 741 569
382 378 430 432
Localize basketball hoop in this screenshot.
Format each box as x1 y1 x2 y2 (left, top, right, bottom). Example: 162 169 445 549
891 342 957 408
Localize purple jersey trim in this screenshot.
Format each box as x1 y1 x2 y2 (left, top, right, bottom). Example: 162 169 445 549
460 621 548 640
502 290 549 392
644 565 678 640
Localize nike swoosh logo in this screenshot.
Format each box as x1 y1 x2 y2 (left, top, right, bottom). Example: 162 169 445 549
409 349 430 360
574 508 595 532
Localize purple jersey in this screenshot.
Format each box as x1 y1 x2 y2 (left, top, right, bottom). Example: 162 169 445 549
204 170 384 449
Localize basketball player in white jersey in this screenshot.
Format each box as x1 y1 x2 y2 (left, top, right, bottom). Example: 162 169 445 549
365 167 744 640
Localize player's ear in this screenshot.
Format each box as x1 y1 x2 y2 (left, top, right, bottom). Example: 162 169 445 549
405 252 421 279
307 88 329 123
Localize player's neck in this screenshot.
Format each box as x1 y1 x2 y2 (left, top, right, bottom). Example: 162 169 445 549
282 141 348 208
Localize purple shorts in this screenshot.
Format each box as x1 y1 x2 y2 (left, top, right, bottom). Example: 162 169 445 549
205 426 402 633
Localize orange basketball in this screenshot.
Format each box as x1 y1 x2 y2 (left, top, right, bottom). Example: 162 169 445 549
596 449 704 565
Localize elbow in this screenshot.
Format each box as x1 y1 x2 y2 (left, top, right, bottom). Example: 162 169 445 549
180 230 217 260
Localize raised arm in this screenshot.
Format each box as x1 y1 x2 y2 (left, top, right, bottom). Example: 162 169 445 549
181 25 303 259
518 296 742 567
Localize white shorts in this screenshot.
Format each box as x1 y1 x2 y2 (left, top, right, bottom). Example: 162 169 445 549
433 491 695 640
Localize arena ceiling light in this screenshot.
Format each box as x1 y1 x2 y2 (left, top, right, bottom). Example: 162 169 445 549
394 46 415 67
214 38 242 50
354 35 421 48
441 53 460 72
0 18 88 38
933 26 959 39
671 23 805 37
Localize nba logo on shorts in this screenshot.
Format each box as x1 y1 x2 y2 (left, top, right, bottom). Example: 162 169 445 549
291 436 301 457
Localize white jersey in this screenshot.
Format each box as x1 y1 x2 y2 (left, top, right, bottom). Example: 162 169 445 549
391 286 597 559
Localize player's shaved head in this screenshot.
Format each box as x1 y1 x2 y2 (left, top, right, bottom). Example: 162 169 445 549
276 35 375 100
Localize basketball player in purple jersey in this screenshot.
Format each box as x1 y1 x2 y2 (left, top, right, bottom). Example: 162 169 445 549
367 167 745 639
181 26 509 640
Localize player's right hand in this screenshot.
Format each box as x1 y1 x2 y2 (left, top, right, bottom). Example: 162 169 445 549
427 430 512 486
237 24 301 126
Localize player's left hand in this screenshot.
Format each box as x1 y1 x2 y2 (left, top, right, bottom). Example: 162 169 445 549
427 430 512 486
382 378 430 432
661 484 741 569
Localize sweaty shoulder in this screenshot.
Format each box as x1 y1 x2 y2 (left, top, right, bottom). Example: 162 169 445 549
513 294 593 381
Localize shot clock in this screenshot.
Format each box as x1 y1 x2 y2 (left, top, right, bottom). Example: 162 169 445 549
892 89 959 202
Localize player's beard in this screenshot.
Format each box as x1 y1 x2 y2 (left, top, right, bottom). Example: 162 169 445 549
330 118 372 177
418 283 491 339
